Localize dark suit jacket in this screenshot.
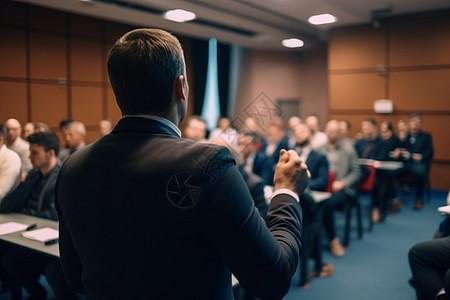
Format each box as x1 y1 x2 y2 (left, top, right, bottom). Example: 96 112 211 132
261 135 289 168
0 165 60 221
251 151 274 186
56 117 302 300
238 165 268 220
305 150 329 192
400 131 434 166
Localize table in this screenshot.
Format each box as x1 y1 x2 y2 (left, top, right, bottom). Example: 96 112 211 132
0 213 59 257
309 190 332 203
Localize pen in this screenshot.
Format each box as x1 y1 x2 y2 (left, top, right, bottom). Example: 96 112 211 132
26 224 37 231
44 238 59 246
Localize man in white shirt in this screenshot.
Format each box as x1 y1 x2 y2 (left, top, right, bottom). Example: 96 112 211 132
0 123 21 203
5 118 32 179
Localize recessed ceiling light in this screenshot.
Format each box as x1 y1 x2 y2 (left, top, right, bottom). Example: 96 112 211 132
282 38 304 48
163 9 196 23
308 14 337 25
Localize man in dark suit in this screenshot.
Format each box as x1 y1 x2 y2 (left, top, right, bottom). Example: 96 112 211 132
56 28 309 300
239 131 274 186
293 123 330 287
396 113 434 209
0 132 67 300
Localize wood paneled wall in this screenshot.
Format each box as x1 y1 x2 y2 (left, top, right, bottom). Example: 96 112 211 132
0 1 195 145
328 10 450 190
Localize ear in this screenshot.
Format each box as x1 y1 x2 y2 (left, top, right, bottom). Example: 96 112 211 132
174 75 187 103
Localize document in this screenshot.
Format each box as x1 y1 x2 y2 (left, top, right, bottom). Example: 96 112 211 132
0 222 28 235
21 227 59 242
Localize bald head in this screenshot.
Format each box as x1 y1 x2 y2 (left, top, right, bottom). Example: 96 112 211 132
305 115 320 133
5 118 22 145
294 123 311 148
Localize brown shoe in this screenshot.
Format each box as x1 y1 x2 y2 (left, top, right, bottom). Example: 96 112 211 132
414 198 423 210
329 237 345 257
372 207 380 223
389 198 403 214
318 263 334 277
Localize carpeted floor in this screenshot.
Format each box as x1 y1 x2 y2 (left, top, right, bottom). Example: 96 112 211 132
285 189 448 300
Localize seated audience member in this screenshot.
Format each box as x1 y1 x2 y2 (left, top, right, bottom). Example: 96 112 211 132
409 236 450 300
0 123 21 203
305 115 327 150
354 118 389 222
396 113 434 210
58 121 87 163
208 116 238 144
293 123 331 283
239 131 274 186
58 118 73 148
5 118 32 179
0 132 64 300
99 119 113 137
182 115 208 142
34 122 50 134
320 120 361 257
56 28 307 300
287 116 302 149
372 120 402 222
338 120 355 154
261 116 289 169
397 119 409 143
23 122 35 139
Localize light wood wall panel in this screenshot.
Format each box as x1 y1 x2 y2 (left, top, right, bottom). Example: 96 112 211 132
0 82 27 124
30 83 68 127
71 86 103 126
70 39 103 83
29 32 67 80
328 25 387 70
329 73 386 110
0 28 27 78
389 69 450 111
389 16 450 67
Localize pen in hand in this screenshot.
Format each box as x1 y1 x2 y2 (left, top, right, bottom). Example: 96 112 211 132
26 224 37 231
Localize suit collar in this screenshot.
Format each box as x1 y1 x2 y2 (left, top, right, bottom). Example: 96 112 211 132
113 116 180 137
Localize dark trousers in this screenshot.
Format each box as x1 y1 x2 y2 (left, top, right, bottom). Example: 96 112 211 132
409 236 450 300
2 247 51 300
371 169 397 220
45 260 81 300
323 190 352 241
397 162 429 201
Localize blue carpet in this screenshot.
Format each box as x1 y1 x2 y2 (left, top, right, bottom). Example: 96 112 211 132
285 189 448 300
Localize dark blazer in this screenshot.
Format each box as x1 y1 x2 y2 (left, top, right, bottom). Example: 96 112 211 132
261 135 289 168
400 131 434 166
0 165 60 221
305 150 329 192
56 117 302 300
251 151 274 186
238 165 268 219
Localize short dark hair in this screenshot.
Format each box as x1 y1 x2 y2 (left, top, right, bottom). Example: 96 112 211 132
410 113 422 120
363 118 377 126
28 132 60 156
107 28 186 115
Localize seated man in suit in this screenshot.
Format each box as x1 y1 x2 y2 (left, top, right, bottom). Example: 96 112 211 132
0 132 71 300
58 121 86 164
56 28 309 300
395 113 434 210
261 117 289 171
320 120 361 257
293 123 330 286
239 131 274 186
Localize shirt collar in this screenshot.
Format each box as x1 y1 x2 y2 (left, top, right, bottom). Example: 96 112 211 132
122 115 181 137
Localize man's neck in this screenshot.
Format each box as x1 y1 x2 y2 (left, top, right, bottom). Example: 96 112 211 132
40 159 57 177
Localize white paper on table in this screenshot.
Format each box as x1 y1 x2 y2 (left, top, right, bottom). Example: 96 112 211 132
0 222 28 235
21 227 59 242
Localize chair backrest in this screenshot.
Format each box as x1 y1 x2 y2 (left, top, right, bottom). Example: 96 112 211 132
360 164 376 192
326 171 336 193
